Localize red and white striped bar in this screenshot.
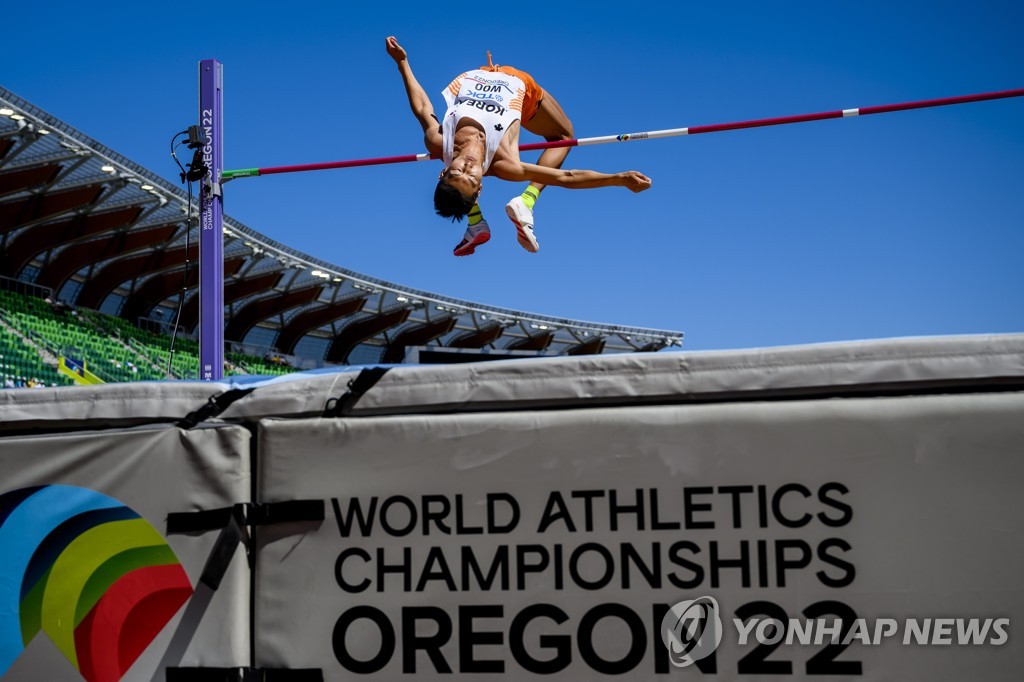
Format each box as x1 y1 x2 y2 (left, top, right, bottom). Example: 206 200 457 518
222 88 1024 180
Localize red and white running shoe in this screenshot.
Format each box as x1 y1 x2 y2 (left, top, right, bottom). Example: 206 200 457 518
453 220 491 257
505 196 539 253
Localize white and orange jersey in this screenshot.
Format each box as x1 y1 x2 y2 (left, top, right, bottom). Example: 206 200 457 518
441 69 527 171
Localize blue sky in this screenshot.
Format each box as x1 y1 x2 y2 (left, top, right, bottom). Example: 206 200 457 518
4 1 1022 351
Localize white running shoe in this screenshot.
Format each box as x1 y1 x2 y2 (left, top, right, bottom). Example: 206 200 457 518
453 220 491 257
505 196 539 253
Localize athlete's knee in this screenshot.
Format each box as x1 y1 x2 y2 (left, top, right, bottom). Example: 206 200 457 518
545 124 574 142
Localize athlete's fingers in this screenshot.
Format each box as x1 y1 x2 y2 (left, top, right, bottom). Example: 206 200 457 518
385 36 407 62
628 171 652 192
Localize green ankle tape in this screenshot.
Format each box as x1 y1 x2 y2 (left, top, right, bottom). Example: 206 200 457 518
521 187 539 210
468 204 483 226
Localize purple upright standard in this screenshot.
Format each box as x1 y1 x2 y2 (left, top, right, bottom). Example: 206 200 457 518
198 59 224 380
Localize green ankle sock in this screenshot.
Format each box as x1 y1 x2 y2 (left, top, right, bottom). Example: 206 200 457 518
521 186 540 211
468 204 484 226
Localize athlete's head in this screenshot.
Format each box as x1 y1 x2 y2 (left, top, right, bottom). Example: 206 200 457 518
434 180 476 221
434 157 482 221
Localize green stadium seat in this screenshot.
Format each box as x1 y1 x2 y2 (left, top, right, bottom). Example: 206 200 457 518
1 288 309 385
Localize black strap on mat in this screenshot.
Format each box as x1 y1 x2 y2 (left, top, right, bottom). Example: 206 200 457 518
167 506 237 534
248 499 325 525
177 387 256 429
323 366 390 417
166 501 324 589
167 501 325 535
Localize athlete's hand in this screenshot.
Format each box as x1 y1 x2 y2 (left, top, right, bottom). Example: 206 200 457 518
620 171 652 192
385 36 407 63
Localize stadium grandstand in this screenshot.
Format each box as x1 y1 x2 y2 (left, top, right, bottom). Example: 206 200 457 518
0 85 683 385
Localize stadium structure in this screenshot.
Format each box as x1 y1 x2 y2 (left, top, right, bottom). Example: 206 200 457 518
0 85 683 386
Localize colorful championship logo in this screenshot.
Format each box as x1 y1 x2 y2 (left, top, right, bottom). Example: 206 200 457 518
0 485 193 681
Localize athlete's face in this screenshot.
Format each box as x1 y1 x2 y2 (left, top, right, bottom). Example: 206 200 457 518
442 156 483 202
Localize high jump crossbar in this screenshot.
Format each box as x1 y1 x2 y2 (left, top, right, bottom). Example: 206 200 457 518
221 87 1024 180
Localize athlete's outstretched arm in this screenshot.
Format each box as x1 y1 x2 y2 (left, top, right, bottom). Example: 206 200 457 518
492 160 652 192
385 36 442 155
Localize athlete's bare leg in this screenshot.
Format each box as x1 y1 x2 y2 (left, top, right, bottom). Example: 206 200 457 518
504 89 574 252
520 89 574 195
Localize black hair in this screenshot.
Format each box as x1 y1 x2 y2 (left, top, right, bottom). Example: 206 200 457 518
434 178 476 222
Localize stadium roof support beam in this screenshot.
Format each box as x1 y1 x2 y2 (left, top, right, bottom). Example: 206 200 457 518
179 271 284 332
274 296 368 355
0 164 62 199
75 243 198 309
224 286 324 342
126 268 197 326
35 156 89 195
0 185 103 235
447 323 504 349
0 133 40 169
506 331 555 352
10 207 150 283
120 257 245 324
36 221 173 290
381 317 458 364
565 337 607 356
0 139 13 161
326 308 412 364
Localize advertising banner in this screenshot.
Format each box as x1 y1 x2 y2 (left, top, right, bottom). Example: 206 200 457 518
0 424 251 682
256 393 1024 680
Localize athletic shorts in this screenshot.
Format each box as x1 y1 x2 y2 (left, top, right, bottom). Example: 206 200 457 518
479 64 544 121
